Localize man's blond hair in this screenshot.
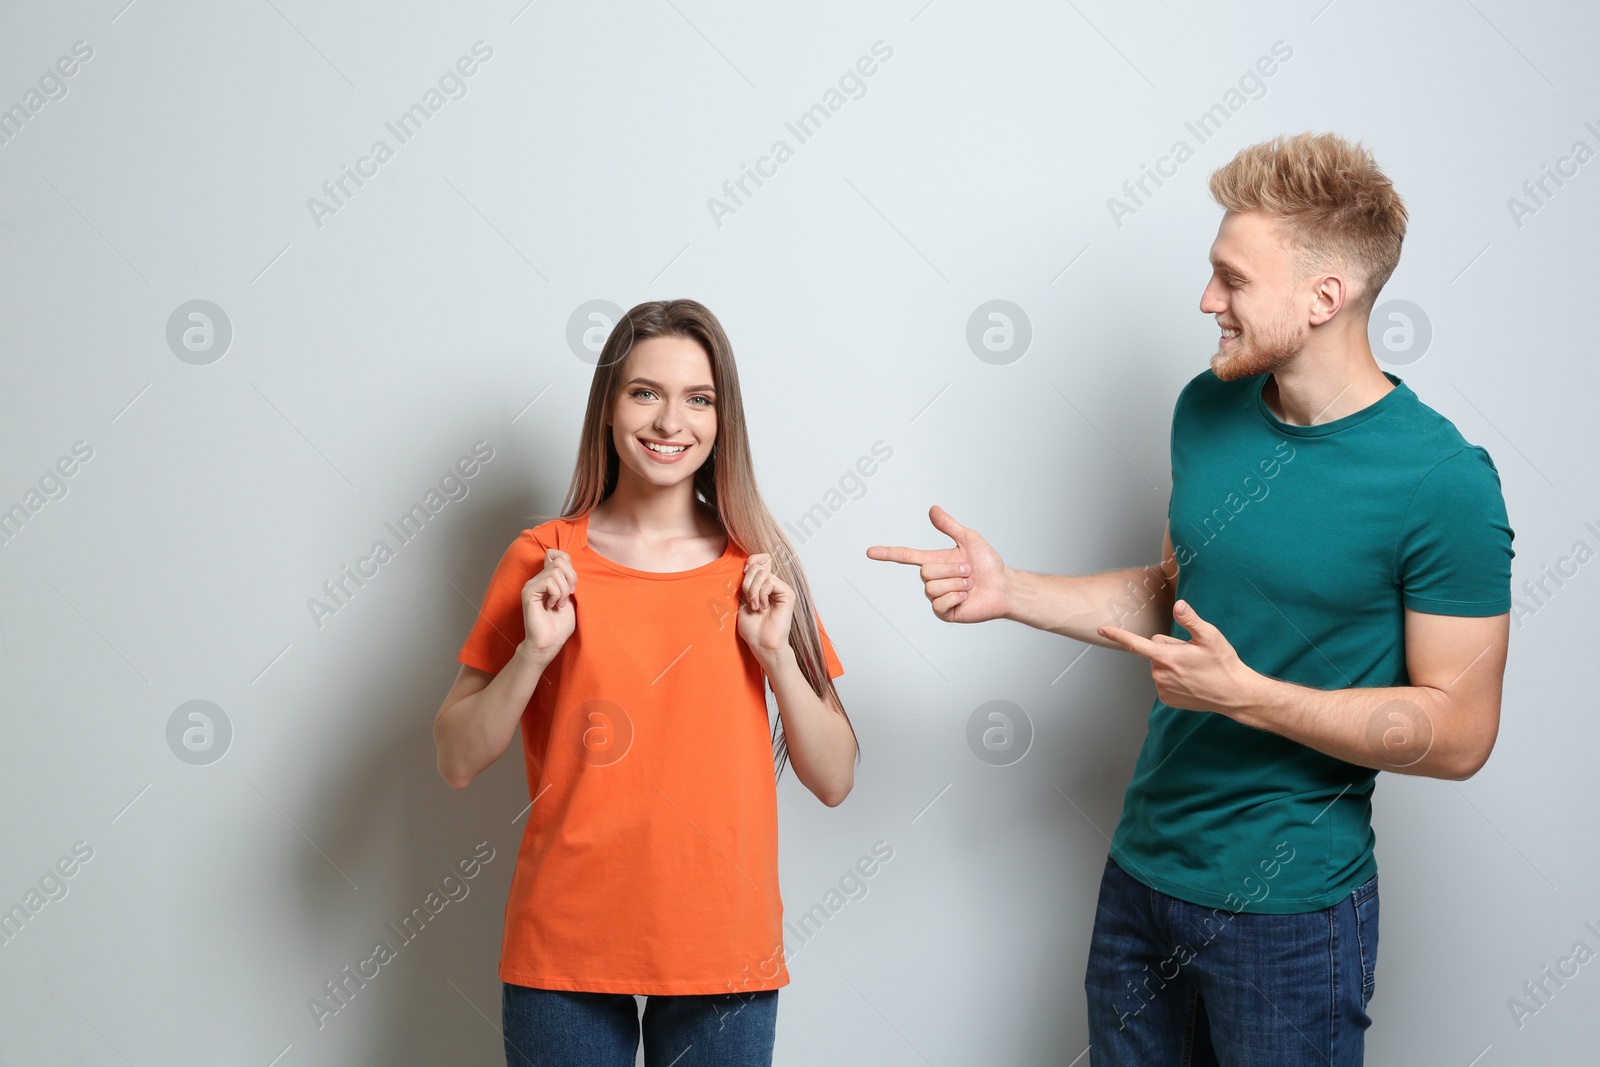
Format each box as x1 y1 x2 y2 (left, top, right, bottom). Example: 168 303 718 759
1209 132 1407 311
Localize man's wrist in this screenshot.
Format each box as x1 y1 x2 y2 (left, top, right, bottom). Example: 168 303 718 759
1228 670 1278 729
998 565 1025 623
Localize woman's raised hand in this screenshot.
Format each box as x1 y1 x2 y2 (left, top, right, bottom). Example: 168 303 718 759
866 505 1011 623
521 549 578 660
736 552 796 662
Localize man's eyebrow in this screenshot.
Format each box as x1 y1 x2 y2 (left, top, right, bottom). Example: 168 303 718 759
626 377 717 392
1211 257 1248 276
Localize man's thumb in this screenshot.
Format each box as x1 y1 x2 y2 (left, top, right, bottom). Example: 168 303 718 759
1173 600 1210 638
929 504 972 545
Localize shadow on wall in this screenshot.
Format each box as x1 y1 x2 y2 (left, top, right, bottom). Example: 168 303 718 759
286 479 555 1064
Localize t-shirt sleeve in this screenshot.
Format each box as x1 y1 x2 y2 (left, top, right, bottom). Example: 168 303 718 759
457 529 544 675
1394 446 1515 616
817 615 844 679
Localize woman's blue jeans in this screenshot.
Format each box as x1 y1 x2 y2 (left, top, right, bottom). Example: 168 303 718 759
502 983 779 1067
1084 855 1380 1066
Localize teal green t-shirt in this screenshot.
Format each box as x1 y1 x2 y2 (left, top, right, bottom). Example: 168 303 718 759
1108 369 1514 914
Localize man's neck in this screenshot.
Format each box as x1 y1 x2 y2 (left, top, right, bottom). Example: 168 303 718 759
1262 349 1395 427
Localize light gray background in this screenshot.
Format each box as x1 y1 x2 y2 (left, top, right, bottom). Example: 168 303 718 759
2 1 1596 1064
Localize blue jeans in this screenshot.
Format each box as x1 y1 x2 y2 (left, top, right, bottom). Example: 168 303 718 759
1084 856 1379 1066
502 983 779 1067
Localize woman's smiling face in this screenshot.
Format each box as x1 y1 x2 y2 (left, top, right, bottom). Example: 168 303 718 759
608 334 718 488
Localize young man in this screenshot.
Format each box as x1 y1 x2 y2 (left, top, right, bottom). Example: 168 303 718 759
869 132 1514 1065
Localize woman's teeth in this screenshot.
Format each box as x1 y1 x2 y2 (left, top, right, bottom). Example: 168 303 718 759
643 441 688 454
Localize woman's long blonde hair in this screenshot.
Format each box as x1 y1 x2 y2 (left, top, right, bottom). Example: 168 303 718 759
558 298 858 778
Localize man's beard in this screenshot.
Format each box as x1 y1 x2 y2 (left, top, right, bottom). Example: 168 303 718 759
1210 304 1308 382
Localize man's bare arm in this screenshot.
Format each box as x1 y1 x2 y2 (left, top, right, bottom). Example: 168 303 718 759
1099 603 1510 782
868 506 1178 650
1231 609 1509 780
1005 523 1178 649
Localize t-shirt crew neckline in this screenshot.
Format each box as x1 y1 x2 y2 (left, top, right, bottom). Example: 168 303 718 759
1253 370 1410 438
575 510 735 580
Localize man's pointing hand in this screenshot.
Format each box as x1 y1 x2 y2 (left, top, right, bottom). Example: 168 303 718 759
867 505 1011 623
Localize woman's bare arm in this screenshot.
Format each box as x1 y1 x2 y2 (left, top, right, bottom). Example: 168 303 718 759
435 548 577 789
433 643 553 789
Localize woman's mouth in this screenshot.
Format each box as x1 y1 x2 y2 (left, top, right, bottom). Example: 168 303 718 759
639 438 691 462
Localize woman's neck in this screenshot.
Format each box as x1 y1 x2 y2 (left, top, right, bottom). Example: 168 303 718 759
592 478 716 538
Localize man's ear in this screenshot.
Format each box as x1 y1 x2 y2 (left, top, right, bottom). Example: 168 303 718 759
1312 260 1363 323
1308 272 1348 326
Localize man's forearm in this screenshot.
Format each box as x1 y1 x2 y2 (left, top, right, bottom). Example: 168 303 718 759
1232 674 1495 781
1003 563 1176 648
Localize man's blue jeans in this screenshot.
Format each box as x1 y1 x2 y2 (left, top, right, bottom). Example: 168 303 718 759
502 983 779 1067
1084 856 1380 1066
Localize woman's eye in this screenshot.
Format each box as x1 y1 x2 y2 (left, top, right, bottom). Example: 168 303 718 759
631 388 655 401
689 395 713 407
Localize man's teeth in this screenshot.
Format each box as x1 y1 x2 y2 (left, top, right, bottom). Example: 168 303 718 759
1222 327 1241 338
643 441 688 454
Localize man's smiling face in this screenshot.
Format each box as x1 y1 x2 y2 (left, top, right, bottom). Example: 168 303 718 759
1200 209 1313 382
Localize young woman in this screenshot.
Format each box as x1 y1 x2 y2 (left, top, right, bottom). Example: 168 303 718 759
433 299 859 1067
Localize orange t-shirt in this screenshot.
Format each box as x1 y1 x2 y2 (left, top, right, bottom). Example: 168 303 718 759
456 510 844 995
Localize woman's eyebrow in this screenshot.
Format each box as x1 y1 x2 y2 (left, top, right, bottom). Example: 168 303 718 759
627 377 716 392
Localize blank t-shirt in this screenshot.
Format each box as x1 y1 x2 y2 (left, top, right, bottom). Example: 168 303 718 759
1110 369 1514 914
457 510 844 994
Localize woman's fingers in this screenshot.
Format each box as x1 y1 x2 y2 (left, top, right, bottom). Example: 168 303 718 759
741 553 792 612
525 555 575 612
753 571 777 612
741 556 765 609
538 550 576 607
545 550 573 577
